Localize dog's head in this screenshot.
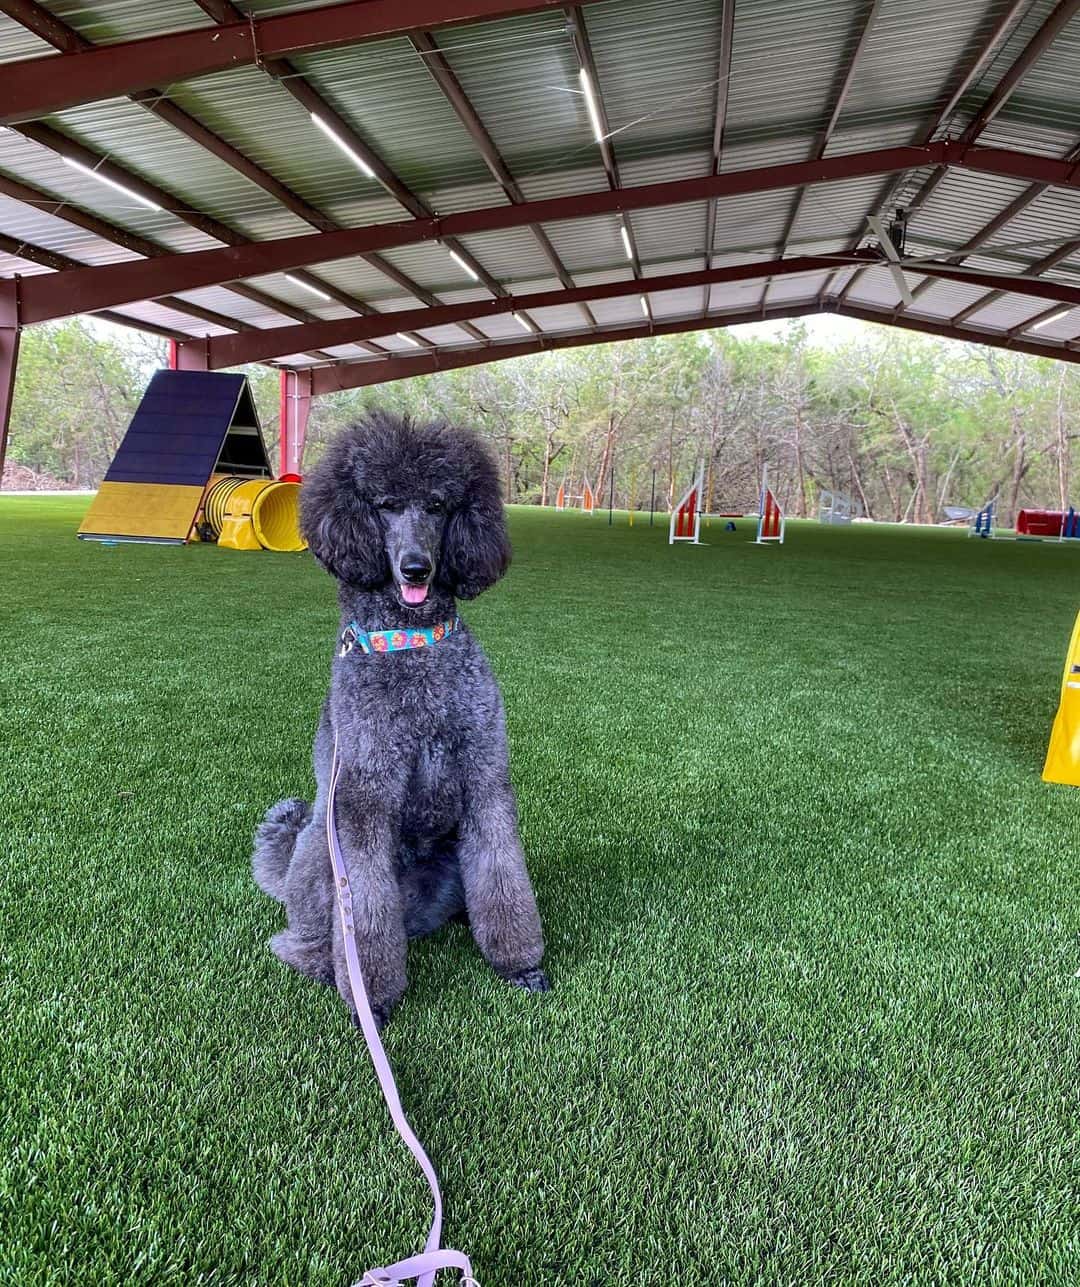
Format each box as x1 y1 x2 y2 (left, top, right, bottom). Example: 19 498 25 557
300 412 511 606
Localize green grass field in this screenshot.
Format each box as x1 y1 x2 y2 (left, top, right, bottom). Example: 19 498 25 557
2 497 1079 1286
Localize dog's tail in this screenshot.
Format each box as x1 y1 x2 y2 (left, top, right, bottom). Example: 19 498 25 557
252 797 312 901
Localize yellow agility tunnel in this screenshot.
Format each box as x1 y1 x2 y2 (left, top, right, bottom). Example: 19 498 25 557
206 478 306 552
78 370 304 553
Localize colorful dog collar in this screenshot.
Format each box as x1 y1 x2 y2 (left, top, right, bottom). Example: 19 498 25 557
339 616 461 657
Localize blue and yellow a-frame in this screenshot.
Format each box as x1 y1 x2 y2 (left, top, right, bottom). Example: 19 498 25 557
78 370 270 544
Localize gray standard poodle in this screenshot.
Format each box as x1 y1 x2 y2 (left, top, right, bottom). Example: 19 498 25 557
252 412 549 1029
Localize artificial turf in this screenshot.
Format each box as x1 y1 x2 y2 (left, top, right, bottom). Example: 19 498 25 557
2 497 1079 1286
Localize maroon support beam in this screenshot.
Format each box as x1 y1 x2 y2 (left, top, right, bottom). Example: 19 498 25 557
305 293 1080 399
262 61 527 336
9 141 1080 328
409 29 594 326
181 252 882 368
175 246 1080 370
172 0 519 339
0 324 21 483
896 178 1059 314
955 0 1080 146
279 369 313 478
178 7 497 339
839 0 1076 306
308 303 824 396
912 136 1080 323
761 0 884 309
565 5 648 314
951 237 1080 324
12 120 392 345
0 232 246 332
0 0 612 124
836 300 1080 365
0 1 437 351
703 0 736 309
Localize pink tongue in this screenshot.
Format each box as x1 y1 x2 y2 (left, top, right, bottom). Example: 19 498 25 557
401 582 429 605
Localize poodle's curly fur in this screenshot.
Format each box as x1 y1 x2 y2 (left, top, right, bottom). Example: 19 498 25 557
252 412 548 1028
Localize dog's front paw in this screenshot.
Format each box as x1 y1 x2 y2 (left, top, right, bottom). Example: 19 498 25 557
350 1003 391 1034
508 967 551 993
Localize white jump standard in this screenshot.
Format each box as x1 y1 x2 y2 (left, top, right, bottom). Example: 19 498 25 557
669 469 703 544
754 466 785 545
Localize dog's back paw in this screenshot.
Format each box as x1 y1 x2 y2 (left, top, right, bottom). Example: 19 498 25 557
270 930 334 986
507 967 551 993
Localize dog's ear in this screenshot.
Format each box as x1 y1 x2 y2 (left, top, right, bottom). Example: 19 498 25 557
438 433 511 600
300 432 386 588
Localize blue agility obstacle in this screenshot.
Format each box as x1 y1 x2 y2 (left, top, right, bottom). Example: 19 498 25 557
969 499 995 539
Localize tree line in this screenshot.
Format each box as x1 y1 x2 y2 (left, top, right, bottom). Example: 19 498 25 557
6 317 1080 526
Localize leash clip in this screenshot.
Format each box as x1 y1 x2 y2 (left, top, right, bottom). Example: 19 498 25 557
339 625 357 657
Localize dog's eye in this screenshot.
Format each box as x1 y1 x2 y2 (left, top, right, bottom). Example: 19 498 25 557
424 500 445 515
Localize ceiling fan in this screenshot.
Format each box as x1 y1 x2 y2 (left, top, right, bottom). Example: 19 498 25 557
866 207 913 305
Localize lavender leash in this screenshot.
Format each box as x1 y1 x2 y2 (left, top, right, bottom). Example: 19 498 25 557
327 734 477 1287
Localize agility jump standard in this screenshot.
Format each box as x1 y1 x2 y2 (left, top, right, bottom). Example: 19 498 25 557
669 468 703 544
754 466 785 545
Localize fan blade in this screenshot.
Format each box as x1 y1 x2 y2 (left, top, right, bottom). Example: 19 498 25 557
867 216 914 304
867 215 896 259
887 260 915 306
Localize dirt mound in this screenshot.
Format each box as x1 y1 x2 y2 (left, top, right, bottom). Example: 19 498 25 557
1 461 78 491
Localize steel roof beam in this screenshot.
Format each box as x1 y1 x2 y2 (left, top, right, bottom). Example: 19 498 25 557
1 142 942 325
9 120 379 338
176 245 1080 370
0 0 419 349
703 0 736 311
0 177 273 337
823 0 1041 303
187 252 876 368
0 0 612 124
258 43 520 338
182 0 526 337
565 6 650 319
835 299 1080 363
1006 300 1075 337
761 0 884 310
10 141 1080 327
0 232 248 330
955 0 1080 146
951 238 1080 324
889 0 1080 320
307 302 824 396
409 29 596 327
2 1 519 344
305 294 1080 397
0 172 341 359
912 133 1080 322
0 236 193 339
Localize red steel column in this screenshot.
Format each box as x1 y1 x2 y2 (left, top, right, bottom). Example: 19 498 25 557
279 368 312 479
0 324 22 485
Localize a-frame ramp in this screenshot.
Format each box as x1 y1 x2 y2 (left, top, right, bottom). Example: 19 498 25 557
78 370 270 543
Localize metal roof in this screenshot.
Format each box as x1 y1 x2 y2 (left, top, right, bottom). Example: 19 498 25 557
1 0 1080 413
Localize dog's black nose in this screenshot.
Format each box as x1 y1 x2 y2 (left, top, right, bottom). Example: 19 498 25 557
400 554 432 584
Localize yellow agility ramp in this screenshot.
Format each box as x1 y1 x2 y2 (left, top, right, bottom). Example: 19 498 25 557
79 481 206 544
1042 609 1080 786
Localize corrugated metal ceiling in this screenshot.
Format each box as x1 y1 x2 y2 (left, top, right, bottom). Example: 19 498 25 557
1 0 1080 373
